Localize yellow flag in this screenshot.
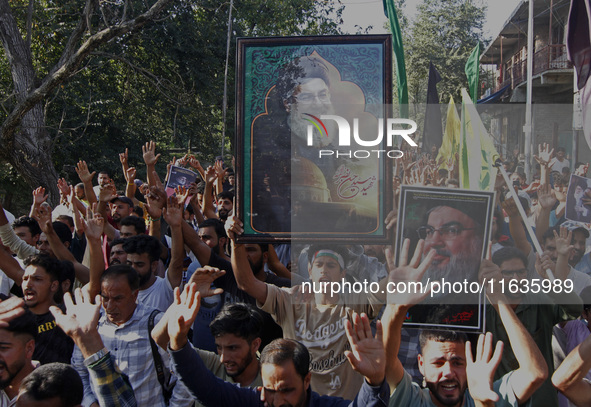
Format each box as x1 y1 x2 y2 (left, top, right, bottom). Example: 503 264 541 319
436 97 461 171
460 88 500 191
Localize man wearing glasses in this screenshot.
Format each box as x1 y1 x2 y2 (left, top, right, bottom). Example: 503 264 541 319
416 205 484 286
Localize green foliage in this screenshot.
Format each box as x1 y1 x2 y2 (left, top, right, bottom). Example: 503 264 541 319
400 0 487 104
0 0 345 208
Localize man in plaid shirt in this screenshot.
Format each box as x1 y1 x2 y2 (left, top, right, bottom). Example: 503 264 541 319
71 265 191 407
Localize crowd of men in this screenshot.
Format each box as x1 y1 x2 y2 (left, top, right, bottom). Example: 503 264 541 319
0 128 589 407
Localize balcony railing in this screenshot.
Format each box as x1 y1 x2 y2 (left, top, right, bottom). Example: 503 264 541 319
496 44 572 92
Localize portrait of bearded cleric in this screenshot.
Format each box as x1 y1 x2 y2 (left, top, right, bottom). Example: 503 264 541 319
248 51 384 236
395 186 494 330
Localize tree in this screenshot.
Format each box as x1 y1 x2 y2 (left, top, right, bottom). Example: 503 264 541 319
0 0 344 208
402 0 486 105
0 0 175 203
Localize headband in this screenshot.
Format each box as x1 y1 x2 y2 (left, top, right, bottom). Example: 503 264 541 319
312 250 345 269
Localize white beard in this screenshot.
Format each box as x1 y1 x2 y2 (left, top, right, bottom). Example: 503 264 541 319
288 103 337 147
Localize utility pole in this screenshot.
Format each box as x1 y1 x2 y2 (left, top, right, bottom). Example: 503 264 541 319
524 0 534 182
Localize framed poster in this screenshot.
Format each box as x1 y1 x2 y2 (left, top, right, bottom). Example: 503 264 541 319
235 35 394 243
566 174 591 223
165 165 198 197
395 185 495 332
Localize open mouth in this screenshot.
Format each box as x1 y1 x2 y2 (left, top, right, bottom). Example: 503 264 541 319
439 381 459 395
24 290 36 300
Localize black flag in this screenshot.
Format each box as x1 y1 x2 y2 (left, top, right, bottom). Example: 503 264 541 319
423 62 444 151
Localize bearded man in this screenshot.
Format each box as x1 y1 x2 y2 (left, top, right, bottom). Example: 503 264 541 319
418 205 484 286
251 56 341 232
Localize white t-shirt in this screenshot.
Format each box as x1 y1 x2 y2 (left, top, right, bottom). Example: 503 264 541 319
0 271 14 297
137 273 174 312
550 158 570 173
0 389 15 407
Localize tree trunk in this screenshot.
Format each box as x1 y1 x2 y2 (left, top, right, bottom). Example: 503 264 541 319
0 0 60 205
0 0 173 207
10 104 60 207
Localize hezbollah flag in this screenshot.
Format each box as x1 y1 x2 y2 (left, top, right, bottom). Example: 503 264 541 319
459 88 500 191
436 96 461 171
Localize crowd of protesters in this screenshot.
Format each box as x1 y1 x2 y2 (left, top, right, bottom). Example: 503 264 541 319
0 139 589 407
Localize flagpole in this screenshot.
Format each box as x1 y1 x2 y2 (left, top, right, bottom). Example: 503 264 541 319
495 160 556 281
220 0 234 159
524 0 534 183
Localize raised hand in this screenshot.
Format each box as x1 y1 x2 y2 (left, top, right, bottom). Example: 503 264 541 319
98 184 117 203
126 167 137 183
176 154 189 167
575 163 589 177
75 160 95 184
145 181 167 219
57 178 72 198
0 296 24 328
187 266 225 298
163 196 183 228
465 332 504 405
119 148 129 167
213 160 228 180
119 148 130 180
32 186 48 205
50 288 101 338
344 312 385 386
142 141 161 166
554 226 574 258
204 166 216 184
50 288 104 358
174 185 190 206
385 239 435 305
82 211 104 241
187 155 204 175
534 143 554 167
168 283 201 350
224 215 244 241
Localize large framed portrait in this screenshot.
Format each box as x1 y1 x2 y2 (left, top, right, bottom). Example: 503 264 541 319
395 186 495 332
236 35 394 243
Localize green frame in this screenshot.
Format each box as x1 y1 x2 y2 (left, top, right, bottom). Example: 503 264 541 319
235 35 393 243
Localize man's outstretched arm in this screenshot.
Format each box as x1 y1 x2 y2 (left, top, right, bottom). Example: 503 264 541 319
226 216 268 304
552 334 591 406
344 312 389 407
383 239 434 391
52 289 137 407
481 255 548 404
0 199 38 260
